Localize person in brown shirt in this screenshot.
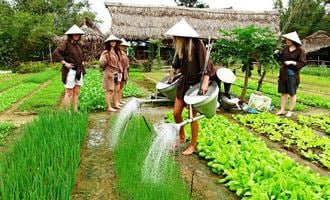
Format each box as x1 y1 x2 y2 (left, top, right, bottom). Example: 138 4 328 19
99 35 122 112
118 38 130 105
274 31 306 117
53 24 85 112
165 19 216 155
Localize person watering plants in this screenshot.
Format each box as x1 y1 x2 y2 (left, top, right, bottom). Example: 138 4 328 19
274 31 306 117
99 34 122 112
53 24 86 112
166 19 216 155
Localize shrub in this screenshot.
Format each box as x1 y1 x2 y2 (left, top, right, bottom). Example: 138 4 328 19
12 62 48 73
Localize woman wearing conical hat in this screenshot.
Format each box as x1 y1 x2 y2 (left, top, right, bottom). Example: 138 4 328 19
166 19 216 155
118 38 130 105
99 34 122 112
53 24 86 112
274 31 306 117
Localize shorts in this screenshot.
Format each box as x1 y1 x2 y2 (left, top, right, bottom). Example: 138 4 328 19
65 69 83 89
278 75 298 96
115 73 123 84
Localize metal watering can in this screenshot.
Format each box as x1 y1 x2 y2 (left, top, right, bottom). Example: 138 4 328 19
155 74 181 101
184 81 219 119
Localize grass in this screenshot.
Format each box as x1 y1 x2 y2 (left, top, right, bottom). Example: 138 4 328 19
17 75 64 112
22 69 58 84
0 111 88 199
113 116 190 200
0 122 15 146
0 82 40 112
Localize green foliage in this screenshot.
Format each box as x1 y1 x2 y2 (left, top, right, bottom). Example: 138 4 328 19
300 66 330 77
212 25 278 98
166 113 330 198
298 114 330 134
174 0 209 8
274 0 329 37
114 116 190 200
0 82 40 112
18 75 63 112
0 111 88 199
12 62 48 74
79 69 144 111
212 25 278 67
0 122 15 146
127 46 136 60
234 113 330 169
0 0 95 67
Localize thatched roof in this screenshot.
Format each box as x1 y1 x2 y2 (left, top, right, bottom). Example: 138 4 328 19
54 18 104 61
302 30 330 53
105 2 279 40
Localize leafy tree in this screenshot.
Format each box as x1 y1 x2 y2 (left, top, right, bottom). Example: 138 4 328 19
0 0 95 68
211 26 278 99
174 0 209 8
274 0 329 37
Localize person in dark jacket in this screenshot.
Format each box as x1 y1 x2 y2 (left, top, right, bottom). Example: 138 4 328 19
274 31 306 117
53 24 85 112
166 19 216 155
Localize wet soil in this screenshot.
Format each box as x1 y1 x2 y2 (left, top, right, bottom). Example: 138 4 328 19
72 112 119 200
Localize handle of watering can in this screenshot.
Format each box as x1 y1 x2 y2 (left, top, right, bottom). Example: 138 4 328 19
198 37 212 95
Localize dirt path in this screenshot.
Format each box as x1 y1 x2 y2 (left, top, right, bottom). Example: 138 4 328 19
72 112 119 200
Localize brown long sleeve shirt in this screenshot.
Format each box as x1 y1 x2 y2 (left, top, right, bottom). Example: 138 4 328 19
172 38 216 99
53 40 86 83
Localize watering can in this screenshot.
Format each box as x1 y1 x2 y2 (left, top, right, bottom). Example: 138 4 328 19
183 81 219 119
155 74 181 101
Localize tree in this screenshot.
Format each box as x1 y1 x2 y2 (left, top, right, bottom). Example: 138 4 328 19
211 26 278 99
174 0 209 8
0 0 96 68
274 0 329 37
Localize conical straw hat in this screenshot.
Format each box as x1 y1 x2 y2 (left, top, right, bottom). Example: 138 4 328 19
165 19 199 38
104 34 121 43
65 24 85 35
120 38 130 46
282 31 301 45
216 68 236 83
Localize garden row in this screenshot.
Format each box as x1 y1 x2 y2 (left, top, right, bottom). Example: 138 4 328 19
0 112 88 199
166 112 330 199
233 113 330 169
233 78 330 109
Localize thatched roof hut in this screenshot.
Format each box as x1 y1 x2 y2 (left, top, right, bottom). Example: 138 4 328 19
302 30 330 53
54 18 104 61
105 2 280 40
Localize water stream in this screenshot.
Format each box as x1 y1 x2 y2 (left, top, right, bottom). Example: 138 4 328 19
109 98 140 150
142 123 180 183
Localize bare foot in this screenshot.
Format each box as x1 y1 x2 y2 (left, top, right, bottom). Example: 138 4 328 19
276 110 286 115
113 105 121 109
182 145 195 155
107 108 117 112
285 111 293 117
118 102 124 106
120 100 126 104
172 138 186 149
